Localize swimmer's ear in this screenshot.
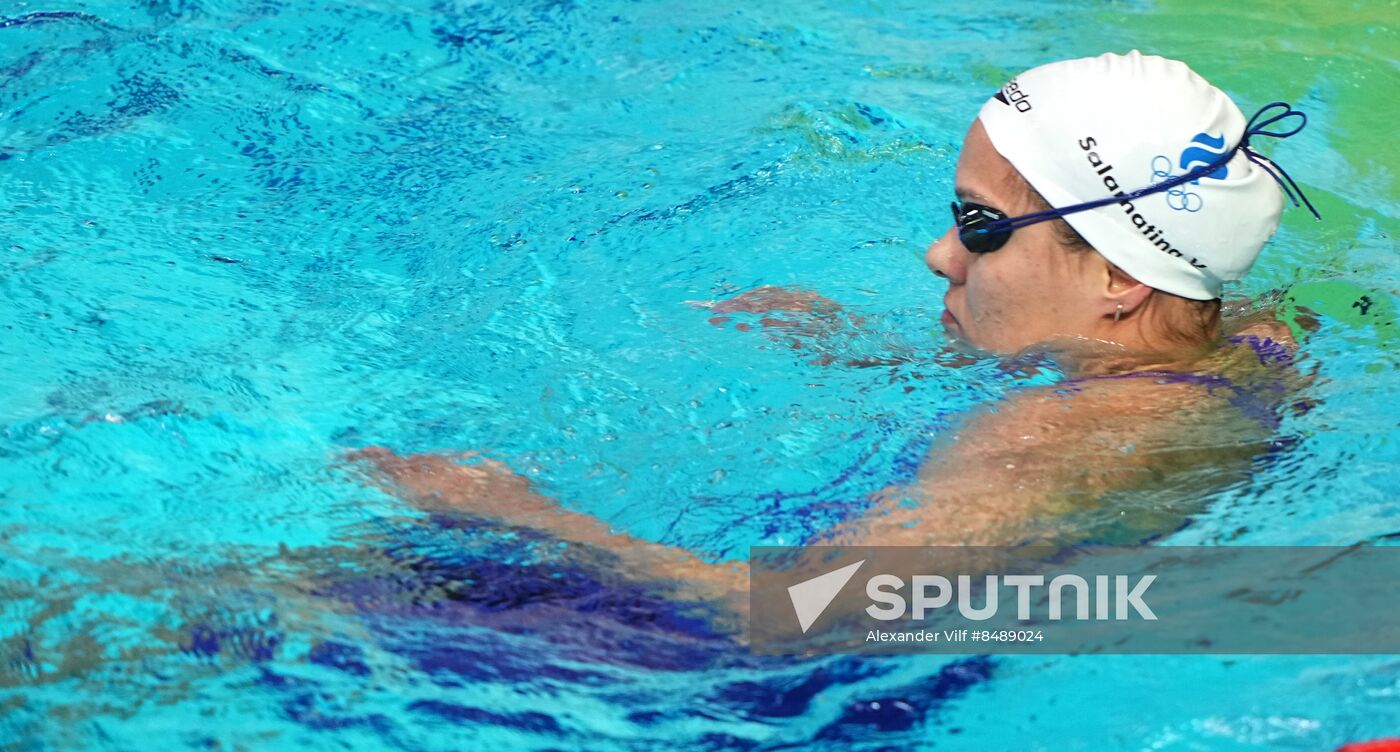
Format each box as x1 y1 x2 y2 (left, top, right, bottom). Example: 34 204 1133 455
1102 263 1153 319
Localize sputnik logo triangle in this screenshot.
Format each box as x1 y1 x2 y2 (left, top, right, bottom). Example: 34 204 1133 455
787 559 866 634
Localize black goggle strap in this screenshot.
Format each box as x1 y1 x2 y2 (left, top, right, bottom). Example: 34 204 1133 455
965 101 1321 240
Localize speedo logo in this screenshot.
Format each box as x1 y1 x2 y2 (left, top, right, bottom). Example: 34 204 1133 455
1079 135 1208 270
993 78 1032 113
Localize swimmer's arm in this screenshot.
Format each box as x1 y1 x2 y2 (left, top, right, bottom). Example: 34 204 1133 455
350 448 750 621
817 379 1244 546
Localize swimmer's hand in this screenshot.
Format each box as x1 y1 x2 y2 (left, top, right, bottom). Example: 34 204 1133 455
694 285 856 330
691 285 920 368
349 446 750 633
349 446 552 520
705 285 845 316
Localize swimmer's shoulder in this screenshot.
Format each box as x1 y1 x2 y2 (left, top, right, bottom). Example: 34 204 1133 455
1222 310 1300 360
912 373 1241 506
940 371 1222 458
1213 315 1307 393
1232 319 1297 350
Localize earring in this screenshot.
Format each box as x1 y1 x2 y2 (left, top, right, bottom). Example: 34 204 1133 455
1114 304 1123 323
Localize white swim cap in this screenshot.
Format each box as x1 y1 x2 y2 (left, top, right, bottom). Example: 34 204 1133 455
977 50 1292 300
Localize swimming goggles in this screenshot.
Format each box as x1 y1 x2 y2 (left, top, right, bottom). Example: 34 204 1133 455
951 102 1322 254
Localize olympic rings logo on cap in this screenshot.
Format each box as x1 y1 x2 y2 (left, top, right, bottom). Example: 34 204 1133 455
1150 156 1204 213
1151 132 1233 213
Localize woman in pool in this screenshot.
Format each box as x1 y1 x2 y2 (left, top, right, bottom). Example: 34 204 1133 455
354 51 1317 626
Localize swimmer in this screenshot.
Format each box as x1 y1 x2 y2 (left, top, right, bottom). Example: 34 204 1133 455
353 51 1318 631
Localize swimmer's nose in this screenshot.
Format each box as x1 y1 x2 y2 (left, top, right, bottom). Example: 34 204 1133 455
926 225 970 285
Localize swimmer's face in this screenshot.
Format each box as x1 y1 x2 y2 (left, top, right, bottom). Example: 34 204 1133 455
926 120 1114 354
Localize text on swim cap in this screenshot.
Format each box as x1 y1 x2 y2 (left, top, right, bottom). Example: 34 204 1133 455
993 78 1032 113
1078 136 1207 271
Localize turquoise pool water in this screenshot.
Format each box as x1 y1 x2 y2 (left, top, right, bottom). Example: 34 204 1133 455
2 0 1398 749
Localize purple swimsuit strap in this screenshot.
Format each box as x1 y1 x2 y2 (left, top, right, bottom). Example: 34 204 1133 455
1060 335 1292 428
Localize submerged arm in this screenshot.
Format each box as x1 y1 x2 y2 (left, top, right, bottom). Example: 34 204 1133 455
351 448 749 623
